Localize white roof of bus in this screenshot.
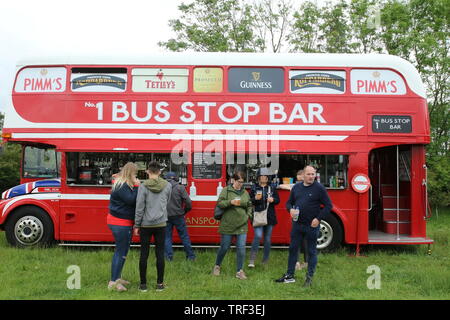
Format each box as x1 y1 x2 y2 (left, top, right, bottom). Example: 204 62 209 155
16 52 426 98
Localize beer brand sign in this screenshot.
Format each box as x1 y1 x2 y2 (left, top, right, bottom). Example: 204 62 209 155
71 74 127 92
228 67 284 93
132 68 188 93
290 70 346 94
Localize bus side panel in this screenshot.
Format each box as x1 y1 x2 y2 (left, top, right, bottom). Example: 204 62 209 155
59 195 112 242
410 145 427 237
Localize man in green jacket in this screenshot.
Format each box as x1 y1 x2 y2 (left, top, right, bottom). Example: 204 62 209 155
212 171 253 280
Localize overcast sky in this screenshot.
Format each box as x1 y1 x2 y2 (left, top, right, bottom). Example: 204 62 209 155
0 0 180 113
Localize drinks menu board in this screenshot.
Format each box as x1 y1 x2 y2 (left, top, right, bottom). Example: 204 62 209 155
192 152 222 179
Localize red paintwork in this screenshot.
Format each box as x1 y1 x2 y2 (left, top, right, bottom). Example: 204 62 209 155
1 63 432 246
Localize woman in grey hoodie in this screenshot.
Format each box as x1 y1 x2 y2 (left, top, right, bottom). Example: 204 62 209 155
134 161 172 292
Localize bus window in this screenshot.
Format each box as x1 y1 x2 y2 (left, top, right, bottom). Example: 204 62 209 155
277 154 348 189
192 152 222 180
226 153 278 186
65 152 188 186
23 146 59 178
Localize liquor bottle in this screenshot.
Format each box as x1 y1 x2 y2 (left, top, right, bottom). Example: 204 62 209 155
181 168 187 185
217 182 223 196
190 182 197 197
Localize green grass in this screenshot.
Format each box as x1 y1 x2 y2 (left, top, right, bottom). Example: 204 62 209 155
0 208 449 300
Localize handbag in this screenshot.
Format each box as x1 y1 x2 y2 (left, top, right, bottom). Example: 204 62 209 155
214 187 228 220
214 205 225 220
253 186 270 227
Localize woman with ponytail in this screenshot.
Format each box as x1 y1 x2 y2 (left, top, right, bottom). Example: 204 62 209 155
107 162 140 291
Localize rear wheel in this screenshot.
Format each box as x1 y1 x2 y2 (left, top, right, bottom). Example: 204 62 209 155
317 214 343 251
5 206 54 247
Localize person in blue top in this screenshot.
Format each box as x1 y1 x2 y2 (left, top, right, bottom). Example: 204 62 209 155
275 165 332 287
107 162 139 292
248 168 280 267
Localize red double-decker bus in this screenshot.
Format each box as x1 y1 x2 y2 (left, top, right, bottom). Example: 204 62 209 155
0 53 433 250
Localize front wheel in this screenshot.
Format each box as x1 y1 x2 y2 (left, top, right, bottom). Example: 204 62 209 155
317 214 343 251
5 206 54 247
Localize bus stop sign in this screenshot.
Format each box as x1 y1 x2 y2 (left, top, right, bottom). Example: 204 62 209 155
351 173 371 193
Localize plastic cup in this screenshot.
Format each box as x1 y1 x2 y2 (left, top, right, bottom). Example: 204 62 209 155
292 206 300 221
234 197 241 206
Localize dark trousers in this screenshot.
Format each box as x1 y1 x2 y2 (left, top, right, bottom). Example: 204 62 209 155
139 227 166 285
287 222 319 278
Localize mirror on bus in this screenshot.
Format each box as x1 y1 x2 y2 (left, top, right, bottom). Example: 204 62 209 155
65 152 188 186
23 145 60 179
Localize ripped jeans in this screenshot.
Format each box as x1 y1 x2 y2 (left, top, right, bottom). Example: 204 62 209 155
108 225 133 282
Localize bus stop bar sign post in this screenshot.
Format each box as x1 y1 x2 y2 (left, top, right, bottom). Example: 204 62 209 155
351 173 371 256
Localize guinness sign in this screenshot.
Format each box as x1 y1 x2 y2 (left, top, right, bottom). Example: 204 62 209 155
228 68 284 93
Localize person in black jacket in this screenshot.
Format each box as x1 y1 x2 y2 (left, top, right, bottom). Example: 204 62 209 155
275 165 332 287
107 162 139 292
248 168 280 267
164 172 195 261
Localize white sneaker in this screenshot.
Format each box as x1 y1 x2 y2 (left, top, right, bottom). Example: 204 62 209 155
236 270 247 280
248 261 255 268
212 265 221 276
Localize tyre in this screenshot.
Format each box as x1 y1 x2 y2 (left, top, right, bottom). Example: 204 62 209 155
317 213 343 251
5 206 54 247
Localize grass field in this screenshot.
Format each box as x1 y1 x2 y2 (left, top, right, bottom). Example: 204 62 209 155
0 208 449 300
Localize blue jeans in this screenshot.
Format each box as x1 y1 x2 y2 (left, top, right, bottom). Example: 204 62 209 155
215 233 247 272
287 223 319 278
165 216 196 260
250 225 273 261
108 224 133 282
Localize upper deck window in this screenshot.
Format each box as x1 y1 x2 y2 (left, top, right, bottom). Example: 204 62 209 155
289 70 346 94
132 68 189 93
193 67 223 93
15 67 66 93
71 67 127 92
228 67 284 93
350 69 407 95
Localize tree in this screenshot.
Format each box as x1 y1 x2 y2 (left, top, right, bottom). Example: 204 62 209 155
288 0 323 53
0 113 21 192
348 0 384 53
318 0 352 53
252 0 293 53
158 0 264 52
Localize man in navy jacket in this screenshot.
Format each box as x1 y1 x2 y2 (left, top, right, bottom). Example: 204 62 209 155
275 165 332 287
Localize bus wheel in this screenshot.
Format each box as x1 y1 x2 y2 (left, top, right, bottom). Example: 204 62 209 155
5 206 54 247
317 214 343 251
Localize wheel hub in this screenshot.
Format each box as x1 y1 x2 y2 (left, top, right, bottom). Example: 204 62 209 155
15 216 44 245
317 220 333 250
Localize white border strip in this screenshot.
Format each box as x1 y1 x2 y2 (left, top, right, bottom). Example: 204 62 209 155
7 123 363 131
2 193 219 216
13 132 349 141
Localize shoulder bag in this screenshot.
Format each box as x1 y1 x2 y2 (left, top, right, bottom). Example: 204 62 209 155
253 186 270 227
214 188 228 220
